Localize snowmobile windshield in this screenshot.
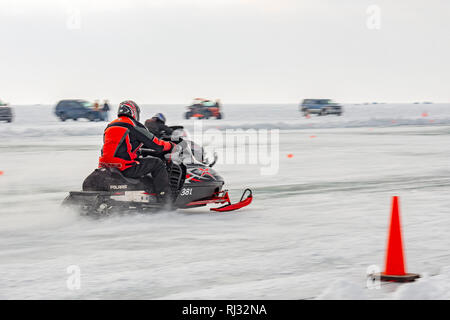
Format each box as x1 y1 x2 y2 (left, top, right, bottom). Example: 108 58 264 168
168 140 208 166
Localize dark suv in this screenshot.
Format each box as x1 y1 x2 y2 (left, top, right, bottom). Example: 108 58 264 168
0 101 13 123
55 99 104 122
300 99 343 116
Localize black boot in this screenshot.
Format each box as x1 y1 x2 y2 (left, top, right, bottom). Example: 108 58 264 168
157 190 175 211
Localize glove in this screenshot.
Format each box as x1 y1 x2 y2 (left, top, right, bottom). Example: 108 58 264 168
163 141 176 154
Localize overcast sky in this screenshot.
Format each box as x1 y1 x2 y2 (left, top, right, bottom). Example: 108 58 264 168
1 0 449 104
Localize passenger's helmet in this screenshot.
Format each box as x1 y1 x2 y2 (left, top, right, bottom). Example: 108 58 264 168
118 100 140 121
152 113 166 124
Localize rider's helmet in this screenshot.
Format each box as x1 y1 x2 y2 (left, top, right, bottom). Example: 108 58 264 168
118 100 140 121
152 113 166 124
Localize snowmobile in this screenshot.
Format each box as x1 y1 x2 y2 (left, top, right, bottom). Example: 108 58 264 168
62 138 252 216
184 98 223 120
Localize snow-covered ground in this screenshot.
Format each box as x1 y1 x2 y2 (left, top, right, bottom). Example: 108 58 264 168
1 103 450 299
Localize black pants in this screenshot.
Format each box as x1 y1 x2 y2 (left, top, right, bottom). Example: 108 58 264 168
122 157 170 196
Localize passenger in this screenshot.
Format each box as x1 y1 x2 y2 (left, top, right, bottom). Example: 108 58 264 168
145 113 184 139
145 113 173 138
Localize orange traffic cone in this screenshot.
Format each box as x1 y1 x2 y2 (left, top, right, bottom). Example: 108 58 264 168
379 196 420 282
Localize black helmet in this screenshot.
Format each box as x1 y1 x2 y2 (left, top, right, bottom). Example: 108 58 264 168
152 113 166 124
118 100 140 121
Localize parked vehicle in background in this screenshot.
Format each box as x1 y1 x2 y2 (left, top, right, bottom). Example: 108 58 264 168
299 99 343 116
0 100 13 123
185 98 223 119
55 99 105 121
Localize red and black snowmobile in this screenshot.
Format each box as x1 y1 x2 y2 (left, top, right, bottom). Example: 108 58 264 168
63 139 252 215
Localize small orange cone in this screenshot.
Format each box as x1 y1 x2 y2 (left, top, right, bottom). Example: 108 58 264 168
379 196 420 282
287 154 294 158
0 170 4 176
421 112 428 117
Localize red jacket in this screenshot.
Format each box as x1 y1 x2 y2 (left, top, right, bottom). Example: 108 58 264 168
99 116 173 170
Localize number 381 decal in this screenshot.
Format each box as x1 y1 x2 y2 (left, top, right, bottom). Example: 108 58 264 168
180 188 193 196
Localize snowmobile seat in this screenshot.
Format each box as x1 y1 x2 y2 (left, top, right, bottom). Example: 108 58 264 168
108 167 142 185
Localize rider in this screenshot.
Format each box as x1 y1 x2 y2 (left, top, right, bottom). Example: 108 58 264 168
98 101 175 205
